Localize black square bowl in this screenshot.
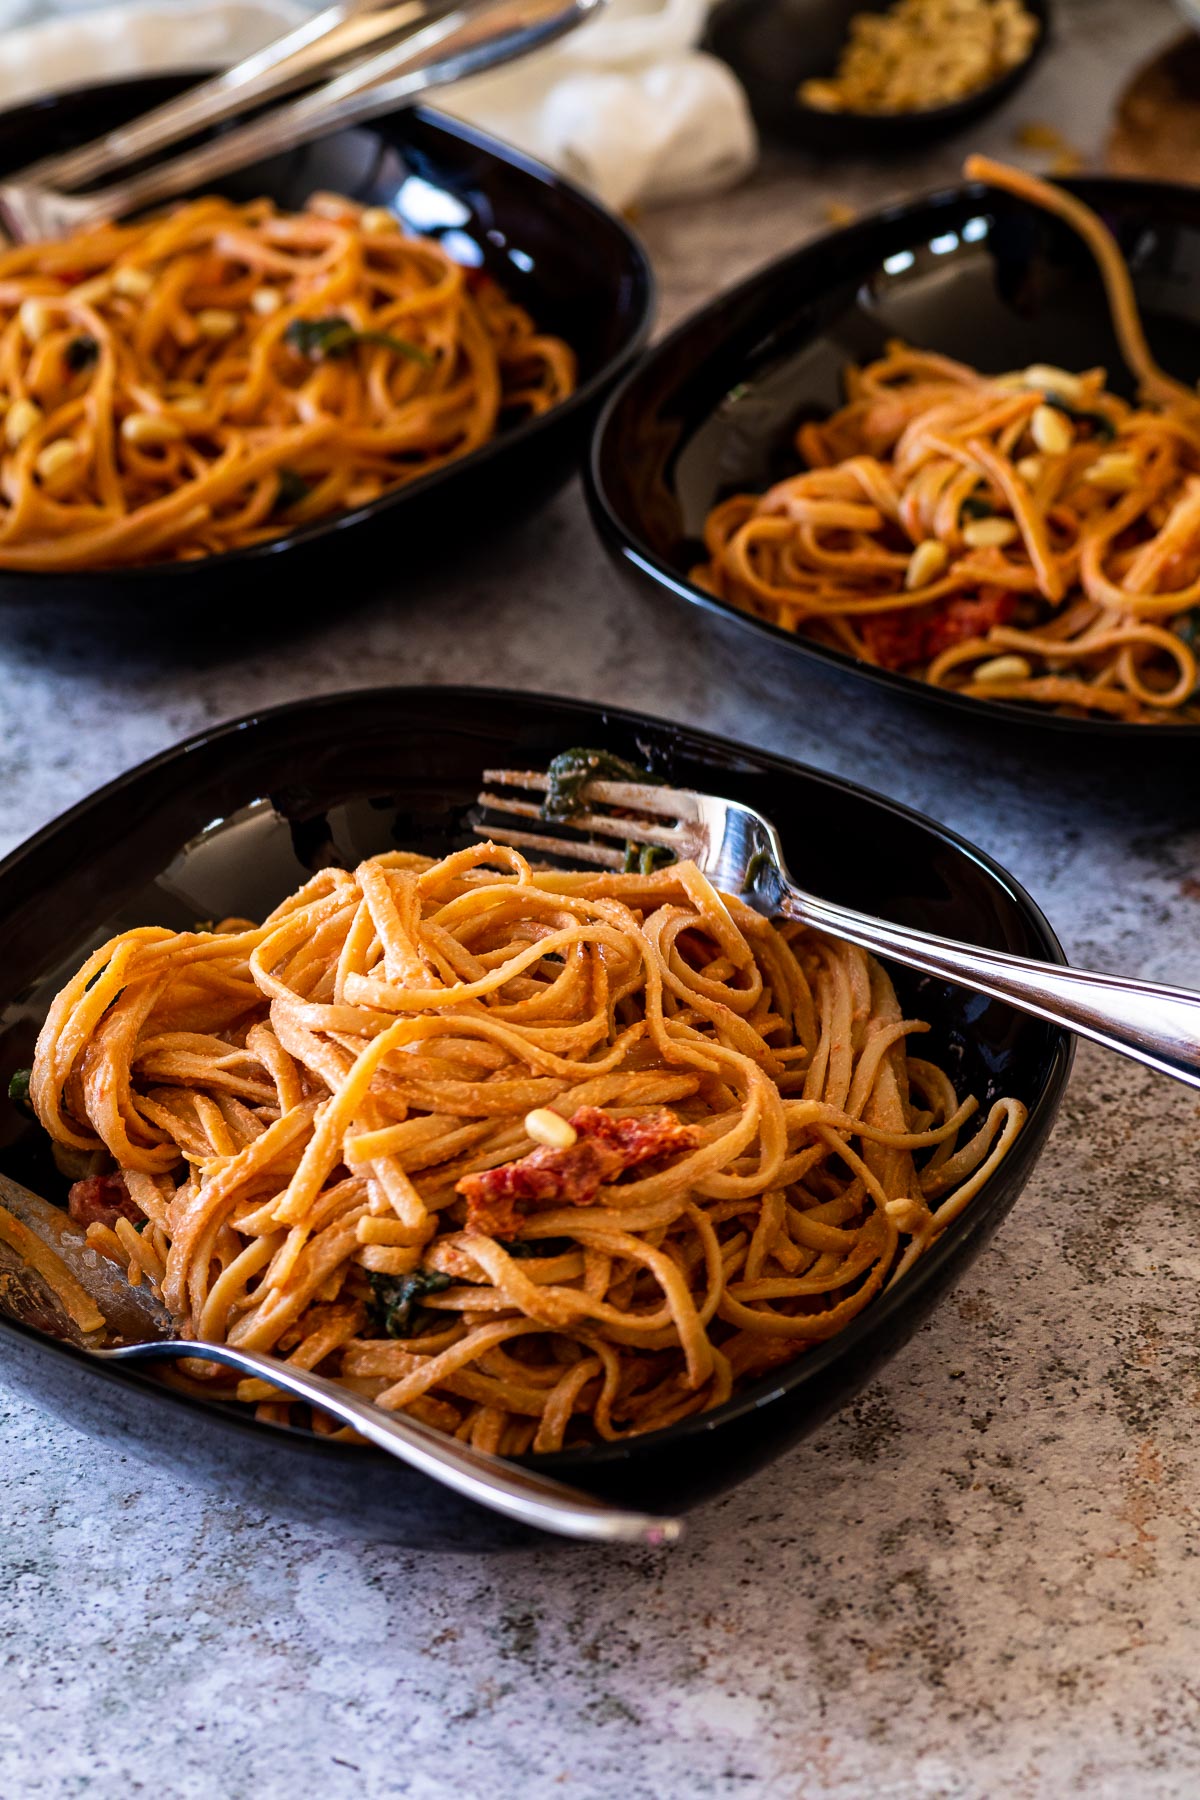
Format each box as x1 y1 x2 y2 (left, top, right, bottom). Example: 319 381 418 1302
586 176 1200 744
704 0 1050 154
0 688 1071 1547
0 76 654 612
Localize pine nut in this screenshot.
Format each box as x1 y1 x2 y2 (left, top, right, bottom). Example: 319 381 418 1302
121 412 182 447
1016 455 1042 484
361 207 397 235
973 654 1032 684
35 438 80 483
194 308 240 341
905 538 948 589
250 288 281 316
18 299 52 344
885 1196 929 1234
5 397 41 447
801 80 843 110
172 396 206 416
1031 403 1073 455
308 193 356 220
1082 451 1138 490
113 266 153 298
962 515 1018 548
1021 364 1084 403
524 1108 578 1150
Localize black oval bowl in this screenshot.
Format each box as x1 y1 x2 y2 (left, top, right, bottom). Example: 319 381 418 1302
0 687 1070 1547
705 0 1049 152
0 75 654 612
588 175 1200 744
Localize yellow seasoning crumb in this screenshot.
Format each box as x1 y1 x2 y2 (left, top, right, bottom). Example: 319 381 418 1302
1015 121 1084 173
1015 120 1067 151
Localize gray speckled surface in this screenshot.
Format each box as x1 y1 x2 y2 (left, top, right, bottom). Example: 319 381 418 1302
4 3 1200 1794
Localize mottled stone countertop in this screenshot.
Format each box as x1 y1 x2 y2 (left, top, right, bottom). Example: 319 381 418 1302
4 2 1200 1794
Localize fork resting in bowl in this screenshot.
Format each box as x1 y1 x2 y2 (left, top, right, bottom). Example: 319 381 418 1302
477 767 1200 1093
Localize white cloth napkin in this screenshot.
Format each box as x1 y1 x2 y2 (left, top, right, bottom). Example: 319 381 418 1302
0 0 758 211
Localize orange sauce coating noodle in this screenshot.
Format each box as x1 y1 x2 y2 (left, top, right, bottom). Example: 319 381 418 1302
0 193 575 570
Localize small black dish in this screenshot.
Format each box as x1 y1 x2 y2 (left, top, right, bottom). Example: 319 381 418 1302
0 75 654 611
0 686 1070 1547
705 0 1050 152
587 174 1200 743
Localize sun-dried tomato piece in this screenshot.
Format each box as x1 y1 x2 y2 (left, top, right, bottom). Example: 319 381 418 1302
67 1172 138 1231
860 586 1018 669
458 1105 695 1237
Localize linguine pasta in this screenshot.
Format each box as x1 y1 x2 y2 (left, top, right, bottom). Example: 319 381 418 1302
29 842 1024 1452
0 193 575 571
693 158 1200 722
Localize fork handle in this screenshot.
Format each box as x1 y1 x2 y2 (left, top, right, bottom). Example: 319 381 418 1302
100 1338 681 1545
17 0 440 193
781 885 1200 1089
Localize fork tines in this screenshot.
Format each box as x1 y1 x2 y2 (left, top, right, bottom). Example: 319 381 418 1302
474 768 707 871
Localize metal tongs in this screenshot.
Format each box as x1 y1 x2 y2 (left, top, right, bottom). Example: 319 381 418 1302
0 0 604 242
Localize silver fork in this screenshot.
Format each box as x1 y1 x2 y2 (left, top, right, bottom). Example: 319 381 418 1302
0 1171 681 1547
476 769 1200 1091
13 0 447 198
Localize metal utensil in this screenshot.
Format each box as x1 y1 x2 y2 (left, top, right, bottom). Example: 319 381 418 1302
15 0 450 196
476 768 1200 1092
0 1174 681 1546
0 0 604 241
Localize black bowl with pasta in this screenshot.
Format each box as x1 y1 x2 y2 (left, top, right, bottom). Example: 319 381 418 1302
0 686 1070 1547
588 173 1200 737
0 75 653 607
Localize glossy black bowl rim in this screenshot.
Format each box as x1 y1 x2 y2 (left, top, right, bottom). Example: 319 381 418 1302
586 172 1200 741
0 683 1073 1472
0 87 655 590
789 0 1049 135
